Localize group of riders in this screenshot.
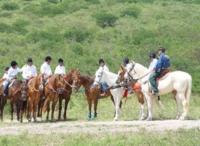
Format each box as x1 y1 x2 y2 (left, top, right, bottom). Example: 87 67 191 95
1 47 170 99
1 56 65 97
95 47 170 96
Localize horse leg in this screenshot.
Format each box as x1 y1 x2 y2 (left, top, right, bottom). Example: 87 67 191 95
87 98 92 120
51 100 57 121
93 98 98 118
145 93 153 121
113 95 120 121
175 93 181 119
10 102 14 121
16 102 20 122
20 101 23 123
178 93 188 120
63 97 70 120
58 97 62 120
136 92 145 120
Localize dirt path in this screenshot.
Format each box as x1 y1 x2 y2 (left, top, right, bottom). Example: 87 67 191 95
0 120 199 135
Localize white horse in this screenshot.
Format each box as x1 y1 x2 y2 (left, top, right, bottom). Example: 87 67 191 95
95 68 124 121
123 61 192 121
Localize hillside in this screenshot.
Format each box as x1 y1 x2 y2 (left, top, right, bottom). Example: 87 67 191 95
0 0 199 92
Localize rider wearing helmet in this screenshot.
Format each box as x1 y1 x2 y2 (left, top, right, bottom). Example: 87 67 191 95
149 48 170 95
3 61 21 96
93 58 109 96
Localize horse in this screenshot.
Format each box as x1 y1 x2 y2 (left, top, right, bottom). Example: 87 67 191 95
0 78 7 121
119 61 192 120
42 74 66 121
72 70 123 120
27 74 44 122
90 68 124 121
8 79 27 122
116 66 164 120
57 70 75 120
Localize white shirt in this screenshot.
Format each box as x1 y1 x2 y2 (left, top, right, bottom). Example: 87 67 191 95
125 63 133 72
148 58 158 71
40 62 52 77
7 67 21 81
21 64 37 80
2 73 8 79
94 65 109 85
54 65 66 75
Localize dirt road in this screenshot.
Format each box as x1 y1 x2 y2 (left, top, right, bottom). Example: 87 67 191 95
0 120 199 135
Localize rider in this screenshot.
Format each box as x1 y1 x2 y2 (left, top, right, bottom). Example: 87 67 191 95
148 52 158 72
149 48 170 95
2 61 21 96
40 56 52 82
54 58 66 75
21 58 37 82
94 58 109 96
2 67 9 80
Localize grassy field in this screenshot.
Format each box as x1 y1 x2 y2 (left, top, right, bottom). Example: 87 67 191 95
0 0 199 145
0 129 199 146
0 0 199 92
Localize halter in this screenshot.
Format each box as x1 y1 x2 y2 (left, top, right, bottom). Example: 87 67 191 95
126 62 137 82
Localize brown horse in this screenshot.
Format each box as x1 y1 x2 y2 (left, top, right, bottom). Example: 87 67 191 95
72 70 122 120
8 79 27 122
27 74 44 122
0 78 7 121
57 70 75 120
42 74 66 121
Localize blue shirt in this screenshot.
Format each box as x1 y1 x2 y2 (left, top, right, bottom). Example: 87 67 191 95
155 53 170 72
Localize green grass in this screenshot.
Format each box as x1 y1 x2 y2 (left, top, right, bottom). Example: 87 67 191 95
0 129 199 146
0 0 199 93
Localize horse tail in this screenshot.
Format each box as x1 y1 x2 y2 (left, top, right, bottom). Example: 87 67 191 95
185 75 192 104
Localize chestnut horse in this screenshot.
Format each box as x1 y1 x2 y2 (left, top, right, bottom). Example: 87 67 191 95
0 78 7 121
27 74 44 122
42 74 66 121
57 70 75 120
8 79 27 122
72 70 122 120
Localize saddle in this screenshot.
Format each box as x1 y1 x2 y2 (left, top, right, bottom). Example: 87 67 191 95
157 68 170 81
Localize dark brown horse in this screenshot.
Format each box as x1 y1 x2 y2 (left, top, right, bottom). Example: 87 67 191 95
42 74 66 121
8 79 27 122
27 74 44 122
57 70 75 120
0 78 7 121
72 70 122 120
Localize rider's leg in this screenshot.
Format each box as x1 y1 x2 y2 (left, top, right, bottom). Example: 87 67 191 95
149 72 160 94
3 80 9 96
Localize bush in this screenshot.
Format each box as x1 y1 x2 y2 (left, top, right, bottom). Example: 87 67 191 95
1 2 19 11
121 6 141 18
94 12 118 28
64 27 91 42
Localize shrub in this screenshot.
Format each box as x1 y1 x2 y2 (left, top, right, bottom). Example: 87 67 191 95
94 12 118 28
121 6 141 18
1 2 19 11
64 27 91 42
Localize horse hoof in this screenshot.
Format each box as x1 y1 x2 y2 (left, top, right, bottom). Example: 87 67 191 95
179 116 185 120
146 117 152 121
139 116 145 121
113 117 118 121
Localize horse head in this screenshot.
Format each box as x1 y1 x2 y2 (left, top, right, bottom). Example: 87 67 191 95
71 69 82 92
54 74 66 94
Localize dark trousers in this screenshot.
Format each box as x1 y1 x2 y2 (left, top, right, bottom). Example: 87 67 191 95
149 71 161 93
